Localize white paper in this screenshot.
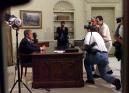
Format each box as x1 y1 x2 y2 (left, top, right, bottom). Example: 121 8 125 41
54 50 65 53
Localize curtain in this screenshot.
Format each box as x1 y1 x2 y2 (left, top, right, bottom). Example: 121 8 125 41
3 10 13 66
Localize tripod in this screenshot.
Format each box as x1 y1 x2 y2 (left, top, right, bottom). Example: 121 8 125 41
10 28 32 93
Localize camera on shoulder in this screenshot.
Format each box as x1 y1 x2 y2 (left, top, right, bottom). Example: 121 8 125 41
84 24 91 29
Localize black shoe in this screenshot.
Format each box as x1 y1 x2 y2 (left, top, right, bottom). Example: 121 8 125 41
86 80 95 84
112 79 121 90
93 74 100 78
92 66 95 71
107 70 113 74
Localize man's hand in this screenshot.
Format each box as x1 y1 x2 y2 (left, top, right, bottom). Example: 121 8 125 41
40 45 47 51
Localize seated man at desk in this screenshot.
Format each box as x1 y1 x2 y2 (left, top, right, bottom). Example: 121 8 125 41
19 29 46 77
19 29 46 54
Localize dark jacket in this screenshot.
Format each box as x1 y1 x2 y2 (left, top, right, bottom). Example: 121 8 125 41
19 38 40 54
113 41 122 61
19 38 40 63
56 27 69 48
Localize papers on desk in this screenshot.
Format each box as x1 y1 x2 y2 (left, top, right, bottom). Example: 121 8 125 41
54 50 65 53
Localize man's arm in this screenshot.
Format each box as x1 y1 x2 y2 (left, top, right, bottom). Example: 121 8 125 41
99 25 111 42
56 27 60 39
19 39 40 54
84 42 97 51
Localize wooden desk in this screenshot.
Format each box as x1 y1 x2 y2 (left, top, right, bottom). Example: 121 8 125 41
31 47 84 88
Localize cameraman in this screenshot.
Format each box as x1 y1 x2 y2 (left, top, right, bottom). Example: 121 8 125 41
84 25 121 90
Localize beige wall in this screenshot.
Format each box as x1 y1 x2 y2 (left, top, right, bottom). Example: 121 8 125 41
11 0 86 42
11 0 86 62
85 0 122 20
10 0 122 62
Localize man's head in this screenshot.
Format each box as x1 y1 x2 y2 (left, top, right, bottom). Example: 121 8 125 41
96 16 103 25
85 25 98 32
116 17 123 23
24 29 33 40
61 21 65 27
90 25 98 32
91 18 97 26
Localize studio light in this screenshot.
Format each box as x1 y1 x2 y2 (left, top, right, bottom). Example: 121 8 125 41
4 13 32 93
5 13 22 29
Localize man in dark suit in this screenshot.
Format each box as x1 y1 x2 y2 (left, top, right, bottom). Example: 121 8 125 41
19 29 46 54
56 21 69 49
19 29 46 62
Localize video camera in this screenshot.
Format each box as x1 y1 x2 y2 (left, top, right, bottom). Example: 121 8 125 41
84 24 91 29
84 17 97 30
84 24 97 32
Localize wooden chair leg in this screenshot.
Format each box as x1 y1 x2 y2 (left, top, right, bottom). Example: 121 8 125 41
24 67 27 77
21 66 23 79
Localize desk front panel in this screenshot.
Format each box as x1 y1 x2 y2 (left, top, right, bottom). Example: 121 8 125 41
32 53 84 88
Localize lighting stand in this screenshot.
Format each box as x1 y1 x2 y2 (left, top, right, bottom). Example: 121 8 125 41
10 28 32 93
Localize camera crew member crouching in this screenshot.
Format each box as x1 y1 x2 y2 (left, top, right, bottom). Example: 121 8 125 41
84 26 121 90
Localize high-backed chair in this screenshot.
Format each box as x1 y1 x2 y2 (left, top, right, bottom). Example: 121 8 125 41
34 41 49 47
19 54 32 79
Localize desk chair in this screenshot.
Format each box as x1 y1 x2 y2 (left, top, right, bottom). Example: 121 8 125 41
34 41 49 47
74 40 84 49
19 54 32 79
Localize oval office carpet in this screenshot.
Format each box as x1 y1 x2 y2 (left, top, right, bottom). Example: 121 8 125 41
8 57 121 93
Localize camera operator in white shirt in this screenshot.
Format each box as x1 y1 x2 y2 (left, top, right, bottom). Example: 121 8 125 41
84 25 121 90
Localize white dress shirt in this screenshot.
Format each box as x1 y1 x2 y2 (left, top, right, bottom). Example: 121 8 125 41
119 25 123 38
84 32 107 52
99 23 112 42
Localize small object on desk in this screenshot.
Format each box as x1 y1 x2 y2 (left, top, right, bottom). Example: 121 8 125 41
54 50 65 53
65 48 79 53
40 50 46 54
